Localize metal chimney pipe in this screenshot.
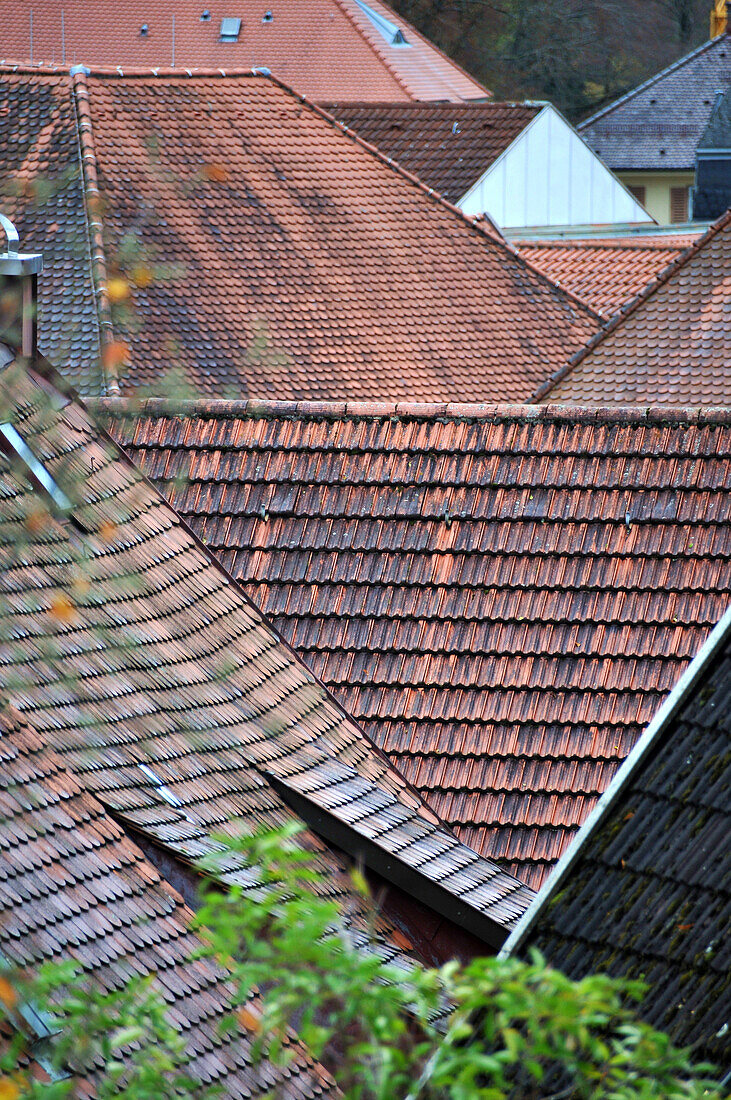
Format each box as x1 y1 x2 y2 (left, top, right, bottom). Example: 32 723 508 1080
0 214 44 360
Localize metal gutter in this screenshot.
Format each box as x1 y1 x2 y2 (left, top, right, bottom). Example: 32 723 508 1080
500 601 731 959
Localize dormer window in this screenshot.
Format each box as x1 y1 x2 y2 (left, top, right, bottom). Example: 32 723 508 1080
0 421 71 513
353 0 410 46
219 16 242 40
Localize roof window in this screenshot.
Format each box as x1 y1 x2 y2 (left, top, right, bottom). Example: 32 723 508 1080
219 16 242 40
353 0 410 46
0 421 71 513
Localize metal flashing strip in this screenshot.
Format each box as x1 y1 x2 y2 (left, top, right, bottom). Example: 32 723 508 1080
0 421 72 512
264 771 515 950
499 601 731 959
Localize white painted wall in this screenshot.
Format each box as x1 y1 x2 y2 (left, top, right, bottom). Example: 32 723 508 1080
459 105 653 229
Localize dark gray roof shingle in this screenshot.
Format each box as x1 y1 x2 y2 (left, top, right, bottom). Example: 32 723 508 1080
505 604 731 1068
579 33 731 170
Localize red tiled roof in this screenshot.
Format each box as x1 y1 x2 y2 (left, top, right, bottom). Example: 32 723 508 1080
514 235 700 318
0 357 533 956
321 101 541 204
0 706 337 1098
537 210 731 404
2 0 488 102
106 399 731 889
0 67 598 401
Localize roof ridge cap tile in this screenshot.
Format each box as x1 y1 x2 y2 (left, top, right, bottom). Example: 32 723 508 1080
94 398 731 426
532 209 731 402
332 0 490 101
71 68 119 396
578 34 723 128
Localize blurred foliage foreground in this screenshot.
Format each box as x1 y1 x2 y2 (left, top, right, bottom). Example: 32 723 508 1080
0 824 725 1100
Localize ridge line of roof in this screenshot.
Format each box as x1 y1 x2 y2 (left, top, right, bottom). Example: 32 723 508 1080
499 600 731 959
333 0 490 102
532 208 731 402
577 34 726 128
94 397 731 426
70 67 119 396
15 62 596 322
330 0 413 101
321 99 536 110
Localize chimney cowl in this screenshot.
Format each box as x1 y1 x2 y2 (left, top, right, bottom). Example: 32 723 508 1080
0 214 42 276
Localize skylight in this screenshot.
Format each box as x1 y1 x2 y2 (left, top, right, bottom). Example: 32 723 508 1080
0 422 72 512
353 0 410 46
219 16 242 41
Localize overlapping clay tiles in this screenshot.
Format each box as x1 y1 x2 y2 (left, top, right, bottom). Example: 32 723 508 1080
514 235 699 317
507 605 731 1066
0 356 534 969
0 72 101 393
107 399 731 889
3 0 489 102
0 706 338 1097
321 101 541 204
537 210 731 405
0 66 598 400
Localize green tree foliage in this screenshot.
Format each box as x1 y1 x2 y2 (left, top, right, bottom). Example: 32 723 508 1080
0 825 726 1098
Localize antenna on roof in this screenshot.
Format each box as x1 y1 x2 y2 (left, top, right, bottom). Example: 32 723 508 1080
29 9 33 64
172 13 176 66
61 11 66 64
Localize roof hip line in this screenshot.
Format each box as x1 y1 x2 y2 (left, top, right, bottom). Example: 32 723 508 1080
71 67 119 396
532 208 731 402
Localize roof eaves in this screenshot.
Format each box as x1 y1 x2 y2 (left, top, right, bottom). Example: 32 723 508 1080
499 600 731 960
94 395 731 427
532 207 731 401
577 35 723 128
70 66 119 396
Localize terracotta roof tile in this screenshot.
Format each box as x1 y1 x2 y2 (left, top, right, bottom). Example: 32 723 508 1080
0 706 338 1097
2 0 488 102
538 210 731 404
0 358 533 954
578 32 731 171
321 101 541 204
508 606 731 1066
106 399 731 889
0 73 101 393
514 234 700 317
0 66 599 400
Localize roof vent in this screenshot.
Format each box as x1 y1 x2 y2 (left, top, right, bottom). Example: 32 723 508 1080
140 22 149 35
262 9 273 21
353 0 410 46
201 8 211 19
219 16 242 40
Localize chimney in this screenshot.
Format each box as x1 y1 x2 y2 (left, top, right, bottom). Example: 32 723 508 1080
0 214 43 360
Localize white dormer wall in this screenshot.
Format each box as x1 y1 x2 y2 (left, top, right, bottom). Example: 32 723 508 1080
459 104 653 228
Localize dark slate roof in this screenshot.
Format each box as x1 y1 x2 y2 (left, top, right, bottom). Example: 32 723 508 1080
698 87 731 149
0 356 533 954
0 72 102 394
538 209 731 406
0 65 597 401
321 101 542 204
503 604 731 1069
104 399 731 891
578 32 731 170
0 706 337 1098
